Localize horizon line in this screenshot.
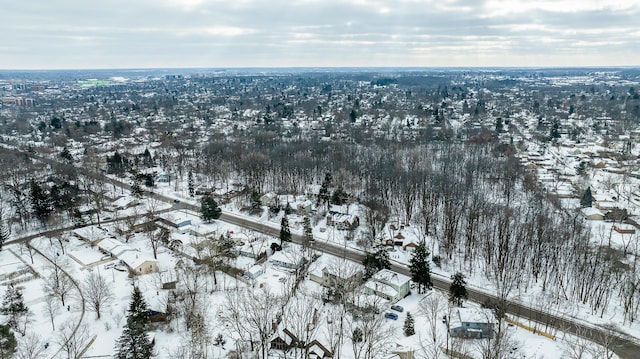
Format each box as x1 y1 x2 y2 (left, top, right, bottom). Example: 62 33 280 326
1 65 640 72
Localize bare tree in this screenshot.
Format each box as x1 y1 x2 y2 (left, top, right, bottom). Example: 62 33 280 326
221 288 281 359
41 251 73 307
42 295 60 331
282 292 322 358
474 320 519 359
57 320 91 359
176 261 207 324
419 293 445 355
15 332 46 359
346 308 395 359
83 271 113 319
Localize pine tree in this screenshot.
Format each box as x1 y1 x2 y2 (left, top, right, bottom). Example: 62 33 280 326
403 312 415 336
131 180 144 198
408 240 432 294
317 173 332 208
0 214 9 251
200 197 222 222
29 178 52 225
127 287 149 330
1 283 29 332
362 245 391 279
581 186 593 208
576 161 588 176
60 146 73 163
280 215 291 245
188 171 195 198
250 191 261 212
449 272 468 307
303 216 313 243
0 324 17 358
115 287 153 359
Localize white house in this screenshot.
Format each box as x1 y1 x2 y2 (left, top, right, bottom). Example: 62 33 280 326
362 269 410 304
97 237 158 275
269 250 305 270
581 207 605 220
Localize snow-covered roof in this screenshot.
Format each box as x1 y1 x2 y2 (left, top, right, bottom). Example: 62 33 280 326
73 225 109 242
119 251 156 270
363 279 397 299
581 207 604 217
372 269 410 287
97 237 137 257
456 307 495 324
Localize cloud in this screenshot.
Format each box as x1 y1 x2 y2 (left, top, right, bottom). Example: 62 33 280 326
0 0 638 68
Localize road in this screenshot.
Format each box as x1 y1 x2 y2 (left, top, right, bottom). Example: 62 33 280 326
185 202 640 358
12 149 640 358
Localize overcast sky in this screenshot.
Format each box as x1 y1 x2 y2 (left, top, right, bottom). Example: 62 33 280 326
1 0 639 69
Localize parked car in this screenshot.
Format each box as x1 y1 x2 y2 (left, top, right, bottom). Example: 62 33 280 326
390 305 404 312
384 312 398 320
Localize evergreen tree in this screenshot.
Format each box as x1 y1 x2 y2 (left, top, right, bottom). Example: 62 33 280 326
0 215 9 251
362 245 390 279
200 197 222 222
127 287 149 329
550 120 561 140
107 151 126 175
250 191 261 212
495 117 504 133
317 173 332 208
284 202 293 215
576 161 588 176
1 283 29 332
280 215 291 245
303 216 314 243
449 272 468 307
352 327 363 343
0 324 17 358
581 186 593 208
330 187 348 205
115 287 153 359
403 312 415 336
188 172 195 198
142 148 154 167
60 146 73 163
29 178 52 225
408 240 432 294
131 180 144 198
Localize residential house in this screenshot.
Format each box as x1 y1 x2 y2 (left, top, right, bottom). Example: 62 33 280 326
307 339 333 358
97 237 158 275
260 192 277 207
297 200 314 214
362 269 410 304
269 250 305 270
449 307 495 339
308 253 364 288
270 328 298 351
326 211 359 230
156 210 198 229
111 197 140 211
245 264 263 279
73 225 110 245
402 242 418 252
581 207 605 220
